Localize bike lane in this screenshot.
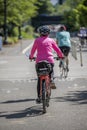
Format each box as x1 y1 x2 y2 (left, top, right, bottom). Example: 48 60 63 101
0 39 87 130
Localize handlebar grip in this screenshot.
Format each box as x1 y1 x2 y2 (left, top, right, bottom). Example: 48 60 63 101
54 57 59 60
29 57 36 61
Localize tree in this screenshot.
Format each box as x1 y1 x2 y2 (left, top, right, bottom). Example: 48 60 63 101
63 9 79 31
0 0 38 27
54 0 87 31
35 0 55 15
0 0 39 39
7 0 38 26
76 0 87 27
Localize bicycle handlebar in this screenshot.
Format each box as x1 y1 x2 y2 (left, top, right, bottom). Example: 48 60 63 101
25 52 64 61
29 56 64 61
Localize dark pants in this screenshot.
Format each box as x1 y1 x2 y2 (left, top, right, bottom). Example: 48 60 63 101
59 46 70 56
36 63 54 98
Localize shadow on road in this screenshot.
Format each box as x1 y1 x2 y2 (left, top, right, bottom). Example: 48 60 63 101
53 90 87 105
0 98 35 104
0 105 43 119
0 98 45 119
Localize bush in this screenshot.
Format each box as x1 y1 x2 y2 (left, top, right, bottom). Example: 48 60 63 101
8 26 19 37
21 25 34 39
7 37 18 45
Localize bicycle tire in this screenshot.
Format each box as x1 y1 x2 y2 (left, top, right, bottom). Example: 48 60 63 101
60 61 68 78
60 66 64 78
46 84 51 107
42 80 46 113
63 67 68 78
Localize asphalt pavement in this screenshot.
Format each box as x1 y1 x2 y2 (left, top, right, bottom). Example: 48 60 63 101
0 38 87 130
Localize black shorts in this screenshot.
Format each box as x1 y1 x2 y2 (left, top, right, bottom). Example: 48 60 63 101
59 46 70 56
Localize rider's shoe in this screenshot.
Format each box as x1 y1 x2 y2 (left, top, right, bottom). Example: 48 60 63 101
50 80 56 89
36 97 41 104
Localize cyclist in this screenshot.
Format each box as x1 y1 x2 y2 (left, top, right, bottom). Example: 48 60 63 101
56 25 71 71
29 25 64 103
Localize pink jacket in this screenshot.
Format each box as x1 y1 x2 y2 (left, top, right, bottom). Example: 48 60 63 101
30 36 63 63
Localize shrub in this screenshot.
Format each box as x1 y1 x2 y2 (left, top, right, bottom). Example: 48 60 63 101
7 37 18 45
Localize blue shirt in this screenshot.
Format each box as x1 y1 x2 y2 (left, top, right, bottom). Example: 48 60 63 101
56 31 71 47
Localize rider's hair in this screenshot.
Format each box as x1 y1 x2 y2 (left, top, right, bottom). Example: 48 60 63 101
37 25 50 36
59 25 66 31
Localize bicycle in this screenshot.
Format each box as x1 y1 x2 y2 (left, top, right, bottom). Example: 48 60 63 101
29 56 61 113
54 56 68 78
36 60 52 113
29 56 52 114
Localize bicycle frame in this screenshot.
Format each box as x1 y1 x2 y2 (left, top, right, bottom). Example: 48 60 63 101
40 75 51 96
36 61 52 114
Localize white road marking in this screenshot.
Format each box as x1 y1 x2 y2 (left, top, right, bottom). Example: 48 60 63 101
22 42 33 54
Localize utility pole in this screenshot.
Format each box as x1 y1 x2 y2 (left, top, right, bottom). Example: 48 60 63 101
3 0 8 44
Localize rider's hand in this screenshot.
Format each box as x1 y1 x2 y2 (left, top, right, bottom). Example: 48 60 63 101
29 55 32 61
59 56 65 59
56 57 59 60
29 56 36 61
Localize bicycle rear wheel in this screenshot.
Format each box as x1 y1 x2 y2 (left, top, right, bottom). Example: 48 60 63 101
63 67 68 78
60 66 64 78
60 61 68 78
46 83 51 107
42 80 46 113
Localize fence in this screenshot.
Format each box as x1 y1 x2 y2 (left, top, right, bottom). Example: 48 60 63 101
71 39 83 66
71 39 77 60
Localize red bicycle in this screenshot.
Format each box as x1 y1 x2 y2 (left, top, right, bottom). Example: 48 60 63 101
26 54 51 113
29 56 58 113
36 60 52 113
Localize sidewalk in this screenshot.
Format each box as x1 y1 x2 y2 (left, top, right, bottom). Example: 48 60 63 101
0 39 34 56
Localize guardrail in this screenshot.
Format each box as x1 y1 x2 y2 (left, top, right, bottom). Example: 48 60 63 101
71 39 77 60
71 39 83 66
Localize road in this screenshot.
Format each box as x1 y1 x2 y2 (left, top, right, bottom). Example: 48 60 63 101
0 39 87 130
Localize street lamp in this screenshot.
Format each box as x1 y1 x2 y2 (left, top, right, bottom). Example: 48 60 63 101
3 0 8 44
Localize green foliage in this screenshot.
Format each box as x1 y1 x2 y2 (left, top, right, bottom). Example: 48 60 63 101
53 3 70 15
23 25 34 34
21 25 34 39
7 37 18 45
0 0 87 36
8 25 19 37
77 3 87 27
0 0 38 26
63 9 80 31
54 0 87 31
36 0 55 15
0 0 39 41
